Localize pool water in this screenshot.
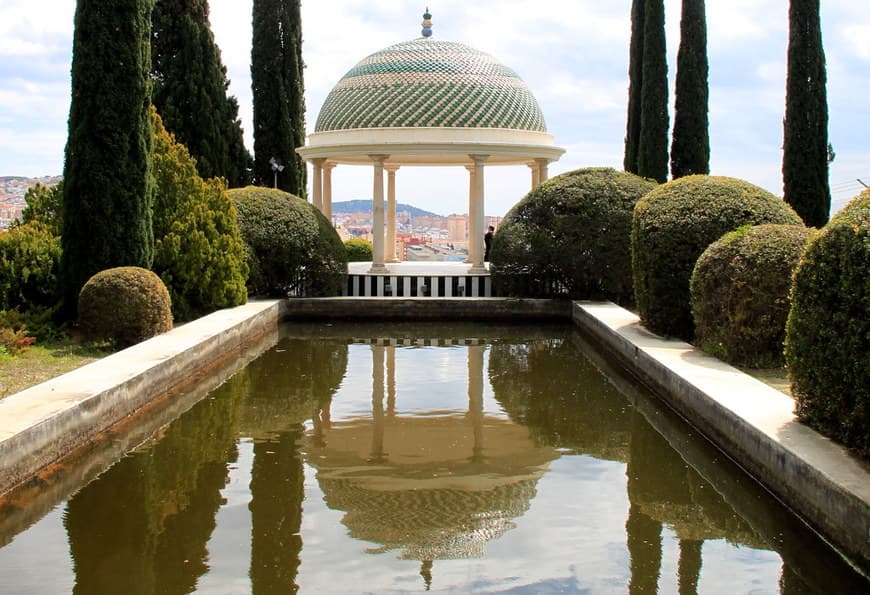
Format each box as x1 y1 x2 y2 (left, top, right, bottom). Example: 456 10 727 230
0 322 865 593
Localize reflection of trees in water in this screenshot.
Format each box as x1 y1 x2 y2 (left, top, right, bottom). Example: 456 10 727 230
250 429 305 594
64 386 241 595
63 336 349 594
488 337 631 462
236 338 348 436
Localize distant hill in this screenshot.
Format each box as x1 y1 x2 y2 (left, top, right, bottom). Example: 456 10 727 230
332 199 442 219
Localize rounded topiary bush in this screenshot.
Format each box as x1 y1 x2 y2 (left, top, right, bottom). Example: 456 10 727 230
490 167 657 303
785 190 869 457
228 187 347 297
690 224 810 367
344 238 373 262
78 266 173 347
632 175 802 341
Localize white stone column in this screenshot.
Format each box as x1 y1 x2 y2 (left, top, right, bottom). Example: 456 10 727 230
323 162 335 223
464 164 475 263
369 154 389 273
312 158 325 212
535 158 550 186
529 162 540 190
386 165 399 262
468 154 489 273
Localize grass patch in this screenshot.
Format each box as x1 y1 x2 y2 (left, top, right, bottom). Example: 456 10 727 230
739 366 792 398
0 340 108 399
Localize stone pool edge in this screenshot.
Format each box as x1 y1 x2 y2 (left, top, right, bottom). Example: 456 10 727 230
0 299 285 498
571 301 869 575
0 297 866 575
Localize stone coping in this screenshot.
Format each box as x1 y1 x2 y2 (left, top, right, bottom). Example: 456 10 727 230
571 301 869 575
0 300 284 497
0 297 866 575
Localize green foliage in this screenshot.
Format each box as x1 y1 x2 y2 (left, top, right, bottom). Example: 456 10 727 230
637 0 669 183
344 238 373 262
78 266 173 348
251 0 306 195
785 190 869 457
670 0 709 179
229 186 347 297
21 181 64 236
151 0 252 187
491 167 657 304
61 0 155 320
632 175 803 341
690 224 810 367
151 109 248 322
0 221 62 315
624 0 645 174
783 0 831 228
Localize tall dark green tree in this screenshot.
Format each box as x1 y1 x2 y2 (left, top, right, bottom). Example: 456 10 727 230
637 0 669 183
783 0 831 227
151 0 252 187
251 0 307 196
624 0 645 174
61 0 155 319
670 0 709 179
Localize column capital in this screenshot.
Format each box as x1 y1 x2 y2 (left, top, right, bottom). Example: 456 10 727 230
322 161 336 171
368 154 390 164
385 164 401 173
311 157 327 166
469 154 490 164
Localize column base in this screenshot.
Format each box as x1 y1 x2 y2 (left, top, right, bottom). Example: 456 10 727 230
367 263 390 274
467 264 487 274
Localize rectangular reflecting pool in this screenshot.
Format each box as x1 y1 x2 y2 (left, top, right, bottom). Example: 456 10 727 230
0 322 865 593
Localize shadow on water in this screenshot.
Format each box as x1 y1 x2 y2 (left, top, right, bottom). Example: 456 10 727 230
0 321 866 593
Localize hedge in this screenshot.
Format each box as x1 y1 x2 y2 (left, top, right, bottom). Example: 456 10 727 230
632 175 802 340
785 189 869 457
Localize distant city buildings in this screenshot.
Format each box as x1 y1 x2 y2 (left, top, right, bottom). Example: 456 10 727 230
332 206 502 262
0 176 62 230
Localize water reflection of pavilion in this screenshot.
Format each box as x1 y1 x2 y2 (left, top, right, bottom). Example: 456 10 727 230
304 345 557 567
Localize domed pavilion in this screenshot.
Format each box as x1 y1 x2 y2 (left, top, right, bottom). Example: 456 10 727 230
297 10 564 277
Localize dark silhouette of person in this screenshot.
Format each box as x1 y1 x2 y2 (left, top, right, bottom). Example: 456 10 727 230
484 226 495 262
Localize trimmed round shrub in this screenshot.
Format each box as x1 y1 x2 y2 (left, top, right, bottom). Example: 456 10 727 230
632 175 802 341
344 238 373 262
690 224 810 367
78 266 173 347
785 190 869 457
490 167 657 303
228 187 347 297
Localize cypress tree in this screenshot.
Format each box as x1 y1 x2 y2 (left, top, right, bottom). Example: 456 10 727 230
251 0 307 196
61 0 155 319
624 0 645 174
151 0 252 187
637 0 669 183
783 0 831 227
670 0 709 179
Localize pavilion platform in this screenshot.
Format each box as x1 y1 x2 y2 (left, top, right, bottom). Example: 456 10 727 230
346 261 491 297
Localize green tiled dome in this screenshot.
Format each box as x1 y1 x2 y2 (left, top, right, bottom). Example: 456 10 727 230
315 38 547 133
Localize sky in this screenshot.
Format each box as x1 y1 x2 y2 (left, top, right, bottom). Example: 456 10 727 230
0 0 868 217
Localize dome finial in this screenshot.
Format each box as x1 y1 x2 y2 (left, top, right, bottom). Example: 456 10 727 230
421 7 433 38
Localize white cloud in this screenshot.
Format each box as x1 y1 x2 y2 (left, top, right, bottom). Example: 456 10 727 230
842 24 870 60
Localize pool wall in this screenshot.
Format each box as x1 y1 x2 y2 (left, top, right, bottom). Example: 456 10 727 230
0 297 866 575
